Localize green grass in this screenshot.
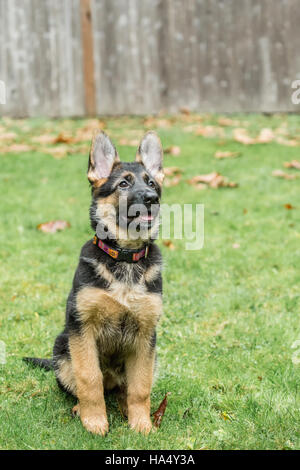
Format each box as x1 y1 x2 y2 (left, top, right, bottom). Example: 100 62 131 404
0 114 299 450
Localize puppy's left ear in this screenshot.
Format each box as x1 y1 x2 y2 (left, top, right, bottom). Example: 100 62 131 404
88 131 119 186
136 131 164 185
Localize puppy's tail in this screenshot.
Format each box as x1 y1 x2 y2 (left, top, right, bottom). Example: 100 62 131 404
23 357 53 371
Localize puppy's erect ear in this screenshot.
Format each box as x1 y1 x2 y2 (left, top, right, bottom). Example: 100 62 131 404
136 131 164 185
88 131 119 186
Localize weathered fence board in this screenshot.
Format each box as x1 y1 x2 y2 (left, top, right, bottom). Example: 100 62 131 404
0 0 299 117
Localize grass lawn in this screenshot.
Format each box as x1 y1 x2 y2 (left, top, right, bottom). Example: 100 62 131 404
0 113 299 450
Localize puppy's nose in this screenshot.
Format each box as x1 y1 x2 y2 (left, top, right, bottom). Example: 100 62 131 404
143 191 159 208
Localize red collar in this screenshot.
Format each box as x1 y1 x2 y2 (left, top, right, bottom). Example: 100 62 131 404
93 235 149 262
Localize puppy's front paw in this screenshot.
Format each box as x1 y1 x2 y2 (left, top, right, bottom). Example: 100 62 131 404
129 416 152 435
81 412 109 436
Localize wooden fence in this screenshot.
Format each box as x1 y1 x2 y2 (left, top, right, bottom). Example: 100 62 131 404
0 0 300 117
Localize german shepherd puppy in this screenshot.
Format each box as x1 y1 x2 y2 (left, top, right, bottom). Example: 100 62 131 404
24 131 164 435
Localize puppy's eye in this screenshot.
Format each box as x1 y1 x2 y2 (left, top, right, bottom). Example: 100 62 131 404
148 180 155 188
119 180 129 188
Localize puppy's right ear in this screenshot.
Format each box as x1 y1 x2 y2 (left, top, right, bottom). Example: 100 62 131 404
87 131 119 186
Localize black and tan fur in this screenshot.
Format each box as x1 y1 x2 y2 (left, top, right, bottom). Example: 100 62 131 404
24 131 164 435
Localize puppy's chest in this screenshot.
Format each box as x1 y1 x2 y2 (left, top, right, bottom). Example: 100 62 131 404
100 262 147 309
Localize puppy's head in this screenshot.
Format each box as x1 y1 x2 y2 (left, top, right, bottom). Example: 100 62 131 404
88 131 164 248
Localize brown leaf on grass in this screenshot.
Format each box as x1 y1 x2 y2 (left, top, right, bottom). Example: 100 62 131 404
54 132 75 144
272 170 298 180
0 131 17 141
164 166 182 176
0 143 34 153
164 145 181 156
195 125 225 138
118 138 140 147
153 392 171 428
37 220 71 233
233 128 255 145
215 151 241 159
276 136 299 147
164 175 181 187
68 145 89 155
256 128 275 143
284 204 295 210
162 240 175 250
40 146 68 159
74 120 106 142
217 117 242 127
233 127 275 145
188 172 237 189
164 167 182 187
32 134 57 144
284 160 300 170
143 117 171 129
183 124 199 133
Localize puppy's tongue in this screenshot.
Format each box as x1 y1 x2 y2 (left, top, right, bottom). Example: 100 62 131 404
139 214 154 222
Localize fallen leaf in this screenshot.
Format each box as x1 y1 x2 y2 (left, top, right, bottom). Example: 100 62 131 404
233 128 255 145
0 143 33 153
284 160 300 170
118 138 140 146
272 170 298 180
275 123 289 136
284 204 295 210
183 124 199 133
163 167 182 187
218 117 241 127
164 175 181 187
164 145 181 156
162 240 175 250
54 132 75 144
215 151 241 159
32 134 57 144
143 117 171 129
153 392 171 428
234 127 275 145
68 145 89 155
0 131 17 141
188 172 237 189
276 136 299 147
164 166 182 176
192 182 207 190
74 120 106 142
39 145 69 159
37 220 71 233
195 125 225 138
256 128 275 143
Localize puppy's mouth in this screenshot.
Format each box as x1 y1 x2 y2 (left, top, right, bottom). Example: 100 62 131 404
118 208 158 228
